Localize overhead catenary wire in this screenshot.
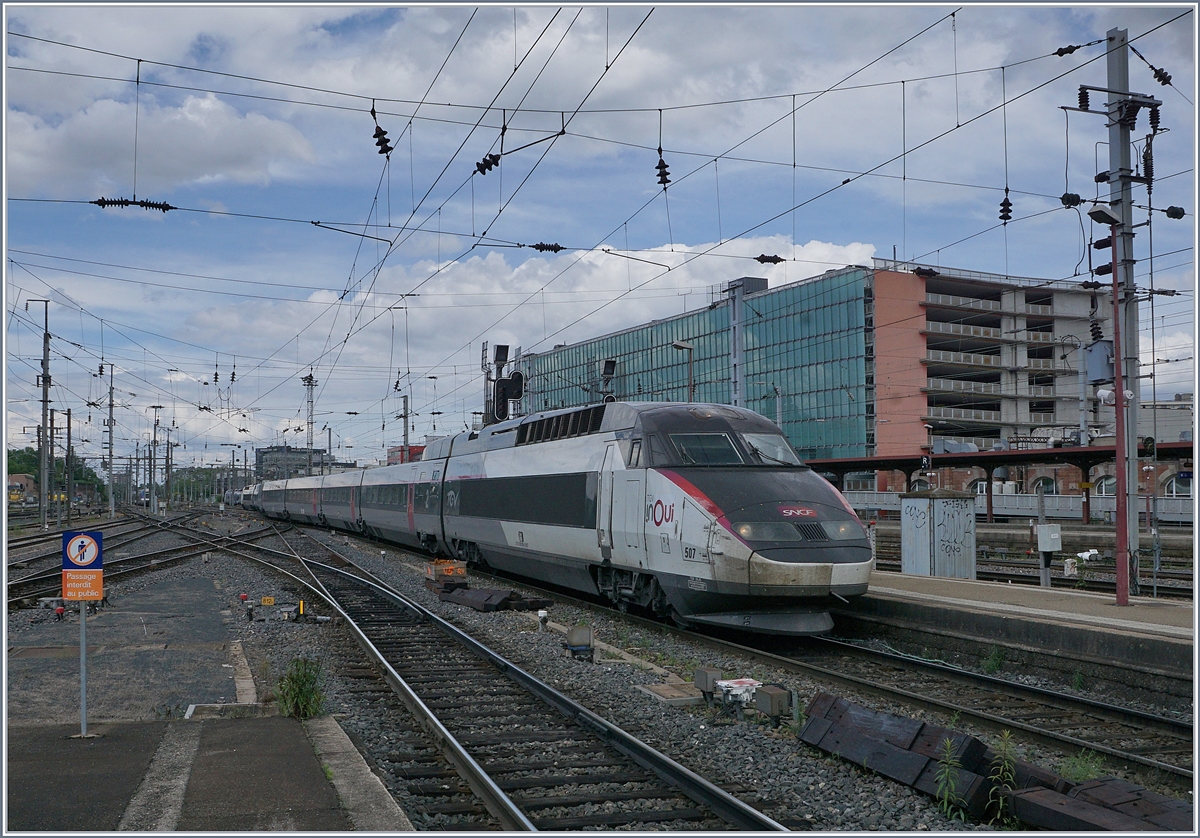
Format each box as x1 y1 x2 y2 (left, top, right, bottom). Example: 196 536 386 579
9 11 1190 451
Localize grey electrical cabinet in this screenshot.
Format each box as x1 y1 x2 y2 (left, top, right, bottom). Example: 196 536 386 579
900 488 977 579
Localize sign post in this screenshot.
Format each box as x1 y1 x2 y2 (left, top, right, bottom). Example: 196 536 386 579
62 531 103 737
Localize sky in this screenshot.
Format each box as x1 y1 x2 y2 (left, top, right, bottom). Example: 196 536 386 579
4 3 1196 473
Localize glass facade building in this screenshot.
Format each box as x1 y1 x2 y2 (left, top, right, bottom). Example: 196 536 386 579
515 267 874 459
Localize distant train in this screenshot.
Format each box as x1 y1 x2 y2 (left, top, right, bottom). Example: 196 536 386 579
245 402 873 635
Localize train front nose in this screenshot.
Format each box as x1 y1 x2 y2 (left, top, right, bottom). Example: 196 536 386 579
724 502 872 595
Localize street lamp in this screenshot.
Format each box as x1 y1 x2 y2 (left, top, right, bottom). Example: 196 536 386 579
671 340 695 402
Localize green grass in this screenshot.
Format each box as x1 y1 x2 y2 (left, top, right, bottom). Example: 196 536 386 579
981 645 1005 675
1058 749 1105 783
276 657 325 719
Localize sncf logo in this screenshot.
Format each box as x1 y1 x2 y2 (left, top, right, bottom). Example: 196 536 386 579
652 499 675 526
778 506 817 518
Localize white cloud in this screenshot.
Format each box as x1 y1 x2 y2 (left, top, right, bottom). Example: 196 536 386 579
4 5 1193 454
8 93 315 197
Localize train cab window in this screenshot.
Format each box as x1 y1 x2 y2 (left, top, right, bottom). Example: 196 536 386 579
740 433 802 465
647 434 671 466
669 433 743 465
627 440 642 468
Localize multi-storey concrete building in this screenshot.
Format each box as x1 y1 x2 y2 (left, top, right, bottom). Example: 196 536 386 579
516 260 1131 460
254 446 357 480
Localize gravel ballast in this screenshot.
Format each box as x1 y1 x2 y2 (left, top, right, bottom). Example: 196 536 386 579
9 515 1185 830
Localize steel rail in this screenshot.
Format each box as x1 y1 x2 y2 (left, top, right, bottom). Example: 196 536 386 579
6 516 141 550
303 557 787 831
5 515 190 564
435 547 1193 786
301 560 535 830
6 522 280 604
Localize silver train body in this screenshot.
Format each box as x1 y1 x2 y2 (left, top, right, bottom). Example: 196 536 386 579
247 402 873 634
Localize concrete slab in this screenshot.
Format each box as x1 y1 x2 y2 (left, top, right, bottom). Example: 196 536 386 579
869 570 1194 636
176 716 352 832
5 722 167 831
635 682 706 706
839 571 1193 679
306 715 414 831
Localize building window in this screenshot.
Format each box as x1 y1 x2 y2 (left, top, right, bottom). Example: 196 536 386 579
1093 475 1117 495
910 478 930 491
970 478 988 494
1031 476 1057 495
1165 475 1192 498
844 472 875 491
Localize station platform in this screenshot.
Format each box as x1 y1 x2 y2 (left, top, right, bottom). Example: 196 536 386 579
834 570 1193 680
4 574 411 832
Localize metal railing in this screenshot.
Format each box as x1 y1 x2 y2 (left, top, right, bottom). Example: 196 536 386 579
938 435 1003 450
1029 413 1057 424
925 321 1003 339
925 292 1002 312
926 349 1003 367
843 491 1192 524
1026 358 1061 370
1024 303 1054 315
1027 385 1056 397
927 406 1002 421
926 378 1001 395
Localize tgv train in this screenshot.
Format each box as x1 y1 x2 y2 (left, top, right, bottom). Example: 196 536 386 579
247 402 873 635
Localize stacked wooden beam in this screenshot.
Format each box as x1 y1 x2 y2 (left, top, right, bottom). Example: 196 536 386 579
799 692 1192 831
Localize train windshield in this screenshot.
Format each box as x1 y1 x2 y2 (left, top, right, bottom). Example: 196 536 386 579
669 433 744 465
741 433 802 465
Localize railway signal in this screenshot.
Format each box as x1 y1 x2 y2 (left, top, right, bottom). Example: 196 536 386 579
492 371 524 422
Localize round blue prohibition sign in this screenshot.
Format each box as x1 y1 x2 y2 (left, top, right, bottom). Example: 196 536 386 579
62 531 103 570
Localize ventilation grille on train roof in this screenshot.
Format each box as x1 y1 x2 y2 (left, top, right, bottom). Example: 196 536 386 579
516 404 607 446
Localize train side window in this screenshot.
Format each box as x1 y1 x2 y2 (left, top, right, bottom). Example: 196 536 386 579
628 440 642 468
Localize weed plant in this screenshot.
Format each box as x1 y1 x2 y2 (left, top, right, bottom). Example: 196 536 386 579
987 730 1020 828
981 645 1005 674
1058 748 1105 782
935 737 967 821
277 657 325 719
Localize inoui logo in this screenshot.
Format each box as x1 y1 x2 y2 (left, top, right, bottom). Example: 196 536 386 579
652 499 675 526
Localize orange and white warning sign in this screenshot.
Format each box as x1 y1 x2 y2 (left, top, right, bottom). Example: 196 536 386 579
62 569 103 601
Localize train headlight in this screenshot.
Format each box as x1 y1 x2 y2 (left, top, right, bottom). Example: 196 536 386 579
821 520 866 540
733 522 803 541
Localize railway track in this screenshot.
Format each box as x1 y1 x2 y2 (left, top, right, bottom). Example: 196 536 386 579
7 515 156 559
6 516 279 606
873 558 1193 599
789 638 1193 784
361 532 1192 791
138 523 787 830
302 559 786 831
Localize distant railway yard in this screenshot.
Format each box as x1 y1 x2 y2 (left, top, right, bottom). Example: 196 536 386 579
6 507 1192 831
